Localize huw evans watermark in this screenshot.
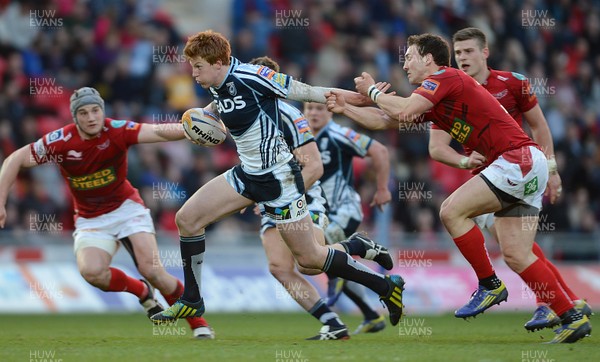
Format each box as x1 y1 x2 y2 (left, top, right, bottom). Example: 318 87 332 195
275 10 309 28
521 10 556 29
30 9 63 28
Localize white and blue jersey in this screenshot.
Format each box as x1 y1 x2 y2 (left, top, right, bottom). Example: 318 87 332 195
277 100 313 151
259 101 329 233
315 121 373 240
210 57 294 174
216 58 308 222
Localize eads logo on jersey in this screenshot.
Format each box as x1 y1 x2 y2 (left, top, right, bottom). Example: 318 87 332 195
69 167 116 190
216 96 247 113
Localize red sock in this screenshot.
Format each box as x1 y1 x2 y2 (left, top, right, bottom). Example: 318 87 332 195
519 259 574 316
188 316 210 329
164 279 209 329
164 280 185 306
531 242 578 302
453 225 495 279
107 267 146 299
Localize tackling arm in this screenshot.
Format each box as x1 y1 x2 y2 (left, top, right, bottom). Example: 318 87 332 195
327 91 398 130
373 92 432 123
0 145 39 227
137 123 186 143
287 79 371 106
354 71 434 122
140 102 221 144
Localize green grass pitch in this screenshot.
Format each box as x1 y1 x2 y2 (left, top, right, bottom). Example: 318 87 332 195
1 312 596 362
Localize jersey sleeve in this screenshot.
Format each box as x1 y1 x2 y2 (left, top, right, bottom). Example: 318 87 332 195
279 103 314 150
413 70 458 106
106 119 141 147
508 72 538 113
236 64 292 98
330 126 372 157
30 128 66 165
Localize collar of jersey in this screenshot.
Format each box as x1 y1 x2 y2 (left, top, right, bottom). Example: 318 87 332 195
214 56 240 90
483 66 495 85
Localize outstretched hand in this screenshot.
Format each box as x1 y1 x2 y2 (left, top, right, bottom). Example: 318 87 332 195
375 81 396 95
354 72 376 96
326 91 346 114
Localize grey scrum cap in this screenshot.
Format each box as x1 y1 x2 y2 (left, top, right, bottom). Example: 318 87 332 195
70 87 105 120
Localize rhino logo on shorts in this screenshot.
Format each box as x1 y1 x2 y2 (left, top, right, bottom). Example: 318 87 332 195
524 176 538 196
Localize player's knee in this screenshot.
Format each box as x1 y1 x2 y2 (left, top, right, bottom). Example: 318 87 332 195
502 254 520 271
502 248 529 271
175 208 205 235
439 201 458 226
79 264 109 287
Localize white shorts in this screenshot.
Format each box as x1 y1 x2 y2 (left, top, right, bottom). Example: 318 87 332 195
73 199 155 255
259 183 329 234
325 198 363 244
225 160 309 224
480 145 548 214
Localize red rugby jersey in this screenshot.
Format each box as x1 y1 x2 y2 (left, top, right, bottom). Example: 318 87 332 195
30 118 144 218
416 67 536 163
482 68 538 127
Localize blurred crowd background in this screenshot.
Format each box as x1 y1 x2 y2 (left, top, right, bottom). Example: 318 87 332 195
0 0 599 258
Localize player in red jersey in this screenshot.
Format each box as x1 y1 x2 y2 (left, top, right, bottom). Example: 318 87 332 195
0 87 214 339
327 33 591 343
427 27 592 331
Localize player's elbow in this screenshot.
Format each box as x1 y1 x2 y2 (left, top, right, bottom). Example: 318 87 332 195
368 141 389 163
428 143 443 162
9 146 35 169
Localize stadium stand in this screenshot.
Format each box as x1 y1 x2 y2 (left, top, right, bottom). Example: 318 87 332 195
0 0 598 261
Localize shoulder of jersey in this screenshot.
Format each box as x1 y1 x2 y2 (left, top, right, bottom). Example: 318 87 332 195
106 118 139 131
329 122 358 139
326 121 345 134
237 62 266 76
430 67 459 78
44 124 75 145
490 69 526 83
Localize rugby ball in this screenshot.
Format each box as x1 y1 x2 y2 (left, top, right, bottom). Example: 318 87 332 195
181 108 227 146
